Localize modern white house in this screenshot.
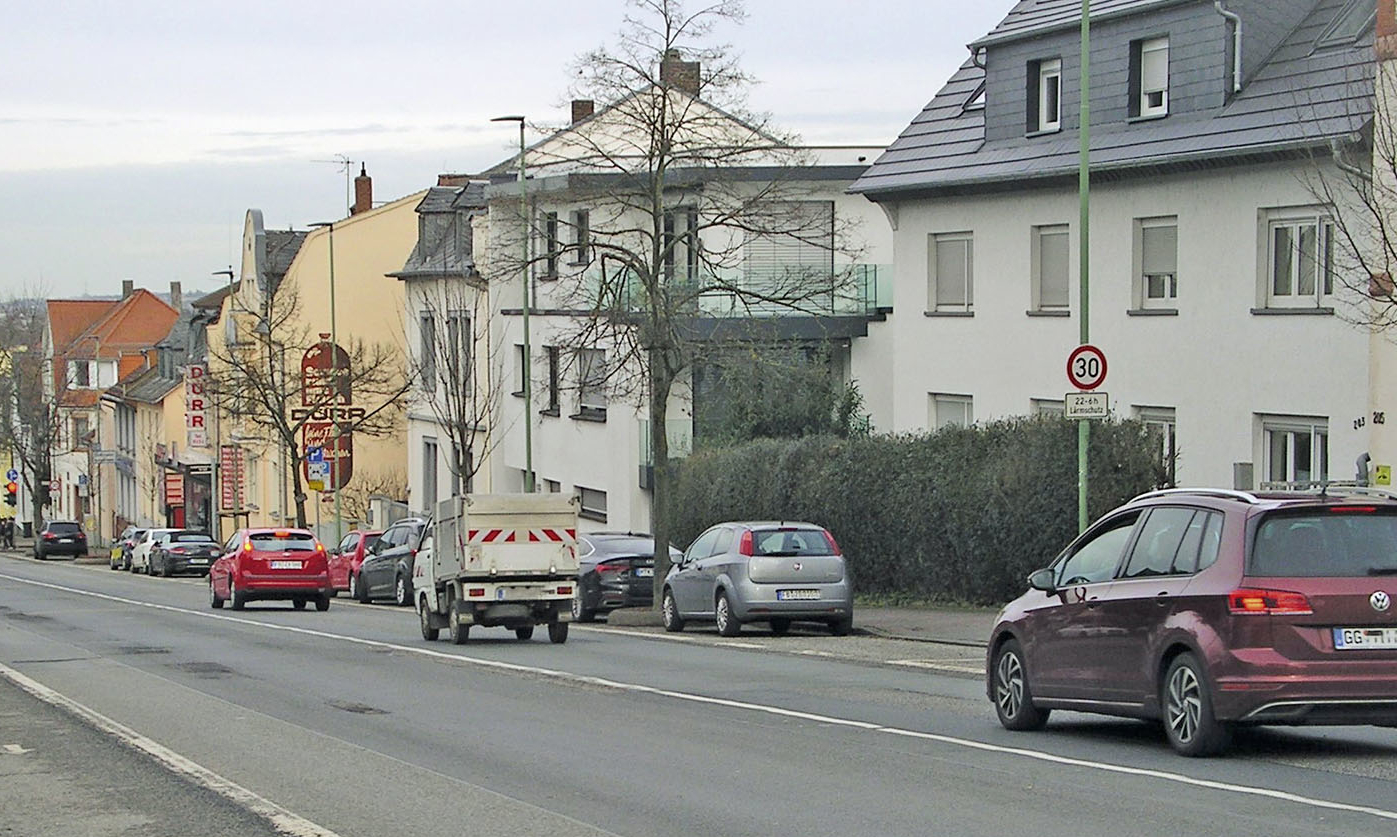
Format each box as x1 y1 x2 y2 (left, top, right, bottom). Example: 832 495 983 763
849 0 1389 490
467 57 894 533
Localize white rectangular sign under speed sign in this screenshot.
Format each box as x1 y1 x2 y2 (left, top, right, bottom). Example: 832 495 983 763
1065 392 1110 419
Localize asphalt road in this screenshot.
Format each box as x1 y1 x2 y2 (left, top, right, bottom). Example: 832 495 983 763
2 553 1396 837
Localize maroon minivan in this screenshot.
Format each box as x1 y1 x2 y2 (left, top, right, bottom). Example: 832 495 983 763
988 487 1397 756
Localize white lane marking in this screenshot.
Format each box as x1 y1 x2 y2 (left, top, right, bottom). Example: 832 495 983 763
4 743 33 755
6 573 1397 824
887 659 985 674
0 660 341 837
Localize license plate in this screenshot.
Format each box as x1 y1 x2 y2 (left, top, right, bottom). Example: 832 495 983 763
190 558 208 564
777 589 820 601
635 567 653 578
269 560 302 570
1333 627 1397 649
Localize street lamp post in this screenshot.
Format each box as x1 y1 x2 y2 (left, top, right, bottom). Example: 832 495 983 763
308 221 342 541
211 268 234 540
492 115 533 493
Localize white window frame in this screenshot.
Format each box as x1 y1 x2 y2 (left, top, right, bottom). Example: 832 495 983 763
1139 37 1170 118
422 437 438 511
1135 406 1178 485
1136 217 1178 309
577 486 607 522
577 348 607 413
1260 415 1328 486
418 311 436 391
1031 224 1070 311
1265 213 1336 308
1038 59 1062 132
928 232 974 313
930 393 974 430
1032 399 1065 417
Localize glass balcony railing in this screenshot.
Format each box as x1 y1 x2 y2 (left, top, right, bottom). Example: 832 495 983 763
571 264 892 319
638 419 695 466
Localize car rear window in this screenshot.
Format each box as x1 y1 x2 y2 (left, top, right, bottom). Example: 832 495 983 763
249 532 317 552
170 532 214 543
49 522 81 534
1251 509 1397 577
751 528 835 556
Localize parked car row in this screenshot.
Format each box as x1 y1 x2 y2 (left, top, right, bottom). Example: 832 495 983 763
110 526 220 576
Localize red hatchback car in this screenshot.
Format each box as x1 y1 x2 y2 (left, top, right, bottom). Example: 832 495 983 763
988 487 1397 756
327 529 382 599
208 528 332 611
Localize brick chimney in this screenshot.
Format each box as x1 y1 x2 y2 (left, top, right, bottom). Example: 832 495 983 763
122 279 134 298
571 99 595 125
659 49 701 95
352 163 372 215
1380 0 1397 60
169 281 182 311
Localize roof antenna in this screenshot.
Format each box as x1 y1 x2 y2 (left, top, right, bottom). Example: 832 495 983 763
312 154 355 216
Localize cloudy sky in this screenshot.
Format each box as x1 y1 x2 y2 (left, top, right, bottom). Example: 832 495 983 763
0 0 1006 299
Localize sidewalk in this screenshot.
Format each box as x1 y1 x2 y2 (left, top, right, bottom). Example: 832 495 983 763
854 605 998 648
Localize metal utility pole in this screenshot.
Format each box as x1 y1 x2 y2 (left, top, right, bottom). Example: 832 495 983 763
492 115 534 493
1078 0 1092 532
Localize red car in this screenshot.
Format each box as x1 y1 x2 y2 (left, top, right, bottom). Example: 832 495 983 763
988 487 1397 756
327 529 382 599
208 528 332 611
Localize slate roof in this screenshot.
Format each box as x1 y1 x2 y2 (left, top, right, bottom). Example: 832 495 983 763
851 0 1375 198
106 365 180 405
263 229 307 295
970 0 1192 46
391 184 487 279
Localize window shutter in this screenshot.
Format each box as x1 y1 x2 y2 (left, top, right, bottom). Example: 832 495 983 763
1141 43 1168 95
1141 225 1177 275
1039 229 1070 307
1127 42 1143 118
936 238 969 307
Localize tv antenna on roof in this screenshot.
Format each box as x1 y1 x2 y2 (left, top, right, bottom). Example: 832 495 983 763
312 154 355 217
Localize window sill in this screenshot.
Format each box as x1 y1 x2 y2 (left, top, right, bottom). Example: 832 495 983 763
1128 112 1168 124
1025 309 1070 317
570 409 608 423
1249 306 1335 316
578 510 608 523
1025 127 1062 138
1127 308 1179 316
540 407 560 418
924 310 974 318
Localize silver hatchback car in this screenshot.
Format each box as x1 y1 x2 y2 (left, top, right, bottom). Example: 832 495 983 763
662 521 853 636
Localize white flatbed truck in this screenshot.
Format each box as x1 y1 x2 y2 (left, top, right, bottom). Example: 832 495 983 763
415 493 580 644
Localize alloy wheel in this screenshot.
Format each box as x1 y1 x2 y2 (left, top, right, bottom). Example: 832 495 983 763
1166 664 1202 745
995 651 1025 720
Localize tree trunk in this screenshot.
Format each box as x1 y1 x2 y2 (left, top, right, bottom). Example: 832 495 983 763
288 439 308 529
649 354 675 608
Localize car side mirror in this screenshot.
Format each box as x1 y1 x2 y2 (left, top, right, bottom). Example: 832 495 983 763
1027 568 1057 593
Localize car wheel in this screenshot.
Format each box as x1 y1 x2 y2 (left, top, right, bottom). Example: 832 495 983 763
992 639 1050 731
769 617 791 636
348 573 365 603
314 595 330 612
448 599 469 644
1162 653 1231 757
230 579 247 611
160 557 173 578
662 589 685 632
828 615 853 637
419 597 439 641
715 591 741 637
571 588 596 623
515 626 535 641
123 555 132 571
110 557 119 570
292 598 307 610
209 578 224 609
395 575 411 607
548 621 568 644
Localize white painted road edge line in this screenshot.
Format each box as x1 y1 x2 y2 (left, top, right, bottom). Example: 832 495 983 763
0 660 341 837
6 572 1397 824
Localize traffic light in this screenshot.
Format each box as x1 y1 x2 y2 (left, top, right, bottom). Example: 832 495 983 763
3 481 16 507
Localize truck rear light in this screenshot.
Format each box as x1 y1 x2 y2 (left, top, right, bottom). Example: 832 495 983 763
556 585 572 596
468 587 485 597
1228 588 1313 615
738 530 753 556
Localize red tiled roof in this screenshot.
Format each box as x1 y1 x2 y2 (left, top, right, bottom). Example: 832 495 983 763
57 290 178 359
47 300 118 352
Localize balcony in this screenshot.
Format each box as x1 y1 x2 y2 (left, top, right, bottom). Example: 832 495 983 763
638 419 694 489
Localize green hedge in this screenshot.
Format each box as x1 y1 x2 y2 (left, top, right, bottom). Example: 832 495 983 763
667 417 1168 605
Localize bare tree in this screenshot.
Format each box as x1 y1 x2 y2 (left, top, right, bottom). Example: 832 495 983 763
509 0 863 601
334 466 407 528
0 293 58 527
207 280 413 528
406 277 503 495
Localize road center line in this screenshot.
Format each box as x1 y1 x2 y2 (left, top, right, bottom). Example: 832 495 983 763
5 571 1396 824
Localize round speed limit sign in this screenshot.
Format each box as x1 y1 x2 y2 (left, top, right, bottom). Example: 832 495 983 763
1067 344 1107 390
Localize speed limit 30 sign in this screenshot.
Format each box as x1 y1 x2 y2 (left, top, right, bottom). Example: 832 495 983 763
1067 344 1107 390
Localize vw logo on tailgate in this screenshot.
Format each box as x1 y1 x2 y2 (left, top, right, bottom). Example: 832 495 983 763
1372 591 1392 613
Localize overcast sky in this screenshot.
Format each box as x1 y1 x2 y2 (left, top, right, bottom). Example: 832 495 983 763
0 0 1006 299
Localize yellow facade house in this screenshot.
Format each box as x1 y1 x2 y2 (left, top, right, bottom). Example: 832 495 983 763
203 170 424 541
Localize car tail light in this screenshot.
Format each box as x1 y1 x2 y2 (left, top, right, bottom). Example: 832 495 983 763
468 587 485 597
596 562 628 575
171 547 187 554
822 529 841 555
1330 506 1377 513
738 530 753 556
243 541 253 551
556 585 572 596
42 532 56 540
273 530 290 537
1228 588 1313 615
